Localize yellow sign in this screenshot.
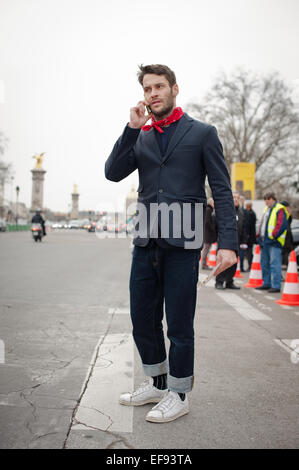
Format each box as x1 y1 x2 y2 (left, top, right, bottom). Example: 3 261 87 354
231 162 255 200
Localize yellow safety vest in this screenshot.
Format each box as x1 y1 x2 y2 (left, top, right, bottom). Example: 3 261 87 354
263 203 289 247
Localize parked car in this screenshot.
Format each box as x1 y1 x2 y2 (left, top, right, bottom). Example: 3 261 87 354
0 218 7 232
51 220 68 229
68 220 80 229
295 245 299 270
106 223 117 233
291 219 299 247
87 221 96 232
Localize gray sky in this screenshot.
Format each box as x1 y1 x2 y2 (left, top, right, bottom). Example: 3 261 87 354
0 0 299 213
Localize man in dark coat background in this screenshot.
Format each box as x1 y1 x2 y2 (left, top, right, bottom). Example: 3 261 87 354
201 197 217 270
241 201 257 272
280 200 294 268
215 191 246 289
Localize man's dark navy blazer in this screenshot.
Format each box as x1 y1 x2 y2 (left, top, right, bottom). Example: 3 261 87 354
105 112 238 252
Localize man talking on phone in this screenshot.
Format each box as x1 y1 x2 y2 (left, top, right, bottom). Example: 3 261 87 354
105 64 238 423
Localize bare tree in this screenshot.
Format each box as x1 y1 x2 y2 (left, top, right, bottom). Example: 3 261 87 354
0 131 9 157
186 68 299 197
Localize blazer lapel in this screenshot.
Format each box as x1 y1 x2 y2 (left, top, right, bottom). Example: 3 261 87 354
143 127 162 162
161 113 193 164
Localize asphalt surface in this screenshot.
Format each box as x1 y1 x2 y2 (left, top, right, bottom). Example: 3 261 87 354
0 229 298 449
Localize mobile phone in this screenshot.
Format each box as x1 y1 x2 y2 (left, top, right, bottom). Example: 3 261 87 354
145 104 152 115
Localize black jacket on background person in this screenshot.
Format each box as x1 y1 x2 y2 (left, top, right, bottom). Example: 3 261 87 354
282 214 294 265
215 204 245 285
203 204 217 244
244 208 257 245
284 215 294 251
105 113 238 251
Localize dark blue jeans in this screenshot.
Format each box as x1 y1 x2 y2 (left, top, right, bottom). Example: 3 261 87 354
260 242 282 290
129 243 200 393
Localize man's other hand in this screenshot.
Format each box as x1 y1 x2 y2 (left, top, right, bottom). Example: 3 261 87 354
214 249 237 276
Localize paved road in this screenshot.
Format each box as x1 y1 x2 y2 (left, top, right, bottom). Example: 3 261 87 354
0 230 298 449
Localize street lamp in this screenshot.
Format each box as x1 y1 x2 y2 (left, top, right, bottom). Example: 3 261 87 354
10 176 14 205
15 185 20 226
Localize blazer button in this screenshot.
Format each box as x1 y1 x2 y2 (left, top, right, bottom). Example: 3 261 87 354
159 189 163 193
161 163 165 167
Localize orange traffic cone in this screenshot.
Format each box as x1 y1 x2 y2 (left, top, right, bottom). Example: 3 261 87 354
234 256 243 278
276 251 299 306
245 245 263 288
207 243 217 267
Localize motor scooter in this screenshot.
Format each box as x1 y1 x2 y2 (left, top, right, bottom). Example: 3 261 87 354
31 223 43 242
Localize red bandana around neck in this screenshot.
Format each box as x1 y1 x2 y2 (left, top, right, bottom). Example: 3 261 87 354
141 107 184 134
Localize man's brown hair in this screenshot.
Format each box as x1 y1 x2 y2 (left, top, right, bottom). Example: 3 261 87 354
263 192 277 201
137 64 177 88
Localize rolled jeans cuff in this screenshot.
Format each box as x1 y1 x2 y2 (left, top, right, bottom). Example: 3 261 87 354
142 359 169 377
168 374 194 393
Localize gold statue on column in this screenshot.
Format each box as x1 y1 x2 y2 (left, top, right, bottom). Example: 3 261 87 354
32 152 45 169
73 184 78 194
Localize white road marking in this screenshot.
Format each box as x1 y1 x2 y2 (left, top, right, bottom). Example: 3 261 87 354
108 307 130 314
274 339 292 355
254 290 263 294
265 296 275 300
72 333 134 433
280 306 293 310
216 292 272 321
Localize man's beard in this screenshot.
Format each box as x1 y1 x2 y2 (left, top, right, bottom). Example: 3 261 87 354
153 92 175 119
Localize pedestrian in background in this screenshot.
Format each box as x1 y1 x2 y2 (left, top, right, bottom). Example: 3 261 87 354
280 200 294 269
256 193 288 293
201 197 217 270
239 195 245 210
241 201 257 272
238 195 246 271
215 191 246 290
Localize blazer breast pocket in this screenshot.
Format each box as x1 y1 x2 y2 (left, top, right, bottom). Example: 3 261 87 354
177 145 198 151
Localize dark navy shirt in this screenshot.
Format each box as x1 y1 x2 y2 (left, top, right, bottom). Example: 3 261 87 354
155 121 179 156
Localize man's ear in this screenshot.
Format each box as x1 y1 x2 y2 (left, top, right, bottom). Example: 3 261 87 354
172 83 179 97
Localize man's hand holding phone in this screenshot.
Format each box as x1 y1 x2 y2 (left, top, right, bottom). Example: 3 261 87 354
129 101 152 129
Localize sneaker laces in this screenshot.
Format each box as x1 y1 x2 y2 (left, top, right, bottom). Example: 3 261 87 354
132 379 152 396
152 392 177 411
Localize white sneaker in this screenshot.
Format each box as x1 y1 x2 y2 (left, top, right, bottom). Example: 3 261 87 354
146 391 189 423
119 378 167 406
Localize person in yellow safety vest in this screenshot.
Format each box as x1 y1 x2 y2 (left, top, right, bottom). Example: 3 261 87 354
256 192 289 293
